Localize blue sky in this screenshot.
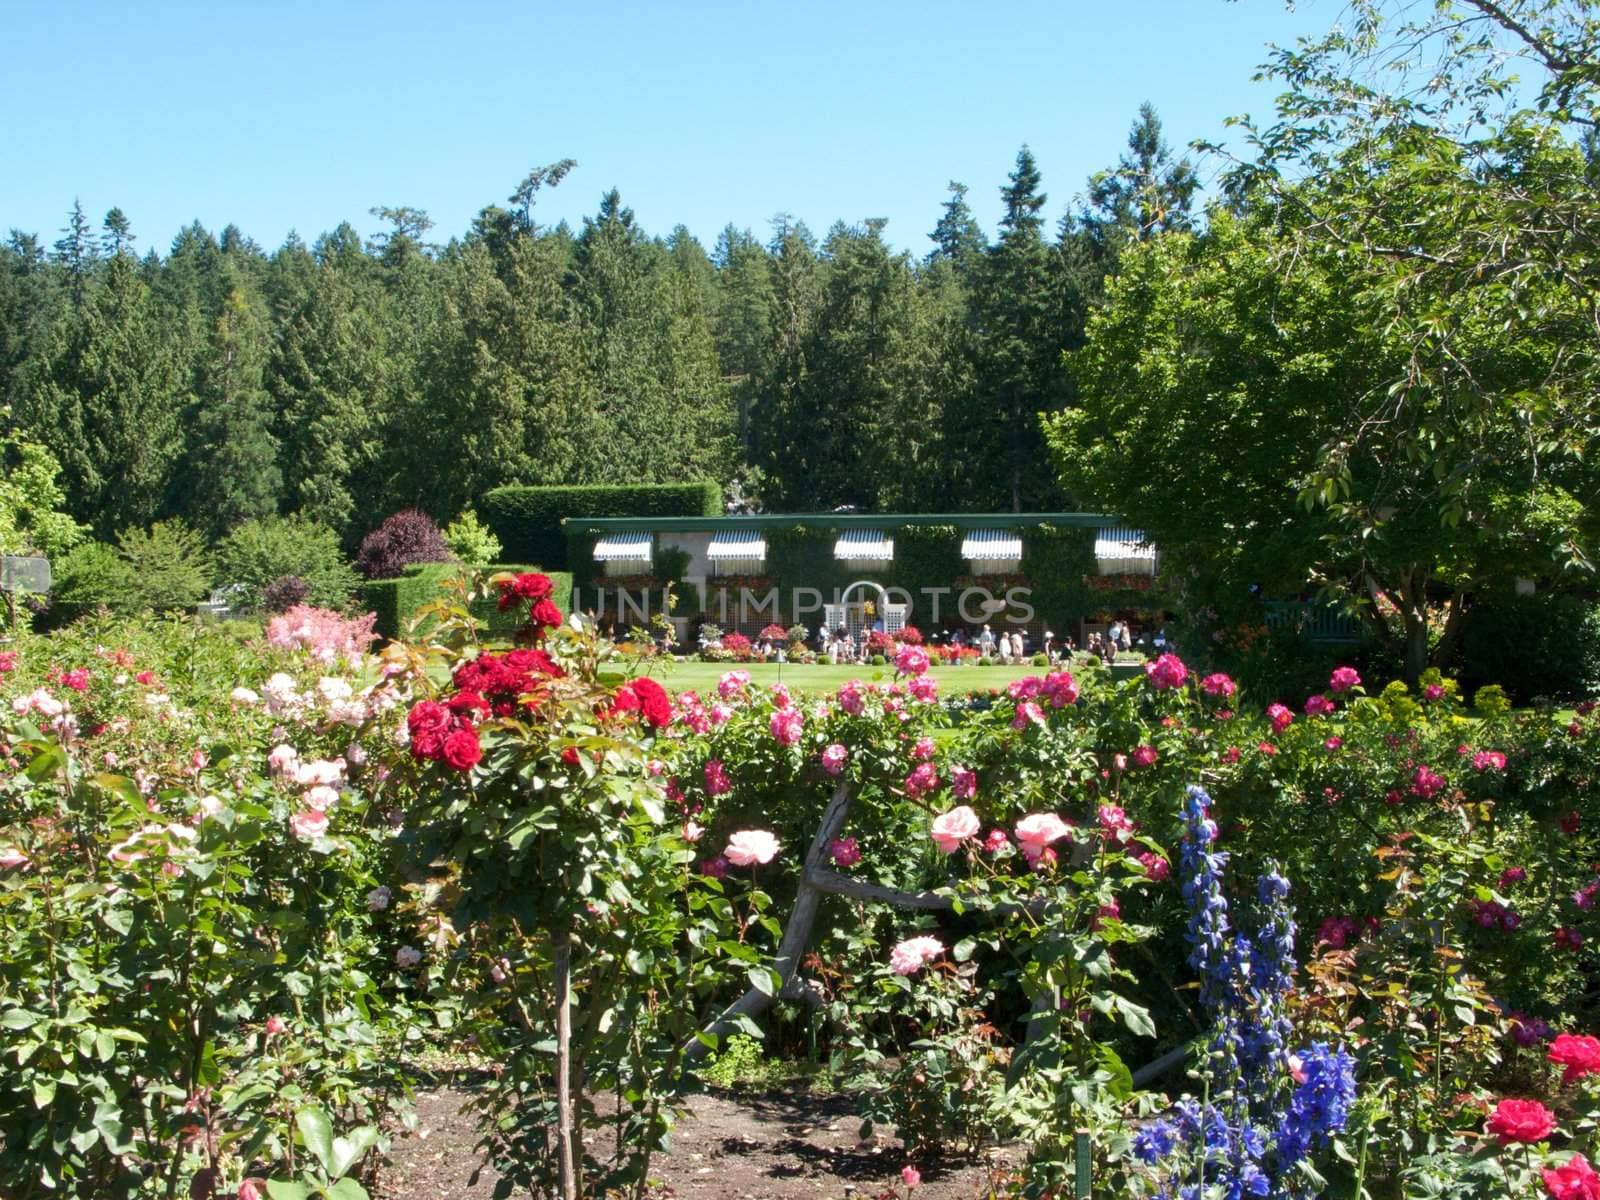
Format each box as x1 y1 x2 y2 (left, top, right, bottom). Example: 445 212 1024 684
3 0 1334 257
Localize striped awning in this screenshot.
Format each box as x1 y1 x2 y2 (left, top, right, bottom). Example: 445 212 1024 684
706 529 767 562
834 529 894 561
960 529 1023 560
1094 527 1157 575
592 532 654 563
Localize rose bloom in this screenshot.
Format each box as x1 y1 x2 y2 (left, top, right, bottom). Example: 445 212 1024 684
820 743 848 776
837 682 866 716
1266 704 1294 734
950 765 977 800
289 810 328 839
1325 736 1343 752
302 785 340 811
1486 1097 1557 1145
912 736 936 761
724 829 781 867
1549 1033 1600 1085
1012 700 1045 730
930 805 981 854
1500 867 1527 889
770 708 804 747
1015 812 1072 860
1424 683 1445 701
1200 672 1237 698
895 644 931 677
239 1180 267 1200
264 1016 286 1036
901 1165 922 1189
889 935 945 976
709 703 734 726
718 670 750 699
1473 750 1508 772
0 847 29 869
367 886 392 912
442 728 483 772
1412 765 1446 799
904 761 940 799
682 821 704 844
1328 666 1362 693
1139 851 1170 882
1304 694 1336 717
983 828 1009 853
1143 653 1188 691
1131 744 1158 768
908 674 939 704
829 836 862 868
699 855 730 879
704 759 733 796
1043 670 1079 707
395 945 422 969
1543 1154 1600 1200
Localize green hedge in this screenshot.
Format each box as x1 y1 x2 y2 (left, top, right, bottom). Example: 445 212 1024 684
1460 591 1600 704
1018 525 1098 626
359 564 575 641
481 483 723 569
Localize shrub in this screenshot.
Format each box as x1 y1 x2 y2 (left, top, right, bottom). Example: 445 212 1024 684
1032 653 1049 666
978 656 993 666
262 574 310 613
1460 591 1600 703
482 482 722 568
216 515 358 611
115 520 212 613
46 541 133 623
442 509 502 565
356 509 453 580
870 653 887 666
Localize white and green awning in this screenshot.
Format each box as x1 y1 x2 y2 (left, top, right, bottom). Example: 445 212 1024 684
1094 527 1157 575
706 529 767 562
834 529 894 561
592 532 654 563
960 529 1023 560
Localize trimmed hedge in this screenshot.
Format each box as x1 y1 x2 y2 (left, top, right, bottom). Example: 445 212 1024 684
359 564 574 641
482 483 723 569
1460 591 1600 704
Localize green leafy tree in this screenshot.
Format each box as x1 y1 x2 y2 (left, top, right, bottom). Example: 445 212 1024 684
0 427 86 557
115 519 213 613
214 514 358 611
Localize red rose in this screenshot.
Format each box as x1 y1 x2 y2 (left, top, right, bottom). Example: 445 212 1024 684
515 573 554 602
530 598 563 630
1550 1034 1600 1085
407 700 452 760
1543 1153 1600 1200
630 677 672 729
441 728 483 772
1487 1097 1557 1145
606 685 642 720
446 692 490 723
561 746 581 766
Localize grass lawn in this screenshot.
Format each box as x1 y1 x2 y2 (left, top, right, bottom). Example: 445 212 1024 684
636 658 1105 696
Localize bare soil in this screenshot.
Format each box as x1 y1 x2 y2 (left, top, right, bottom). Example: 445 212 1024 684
378 1084 1014 1200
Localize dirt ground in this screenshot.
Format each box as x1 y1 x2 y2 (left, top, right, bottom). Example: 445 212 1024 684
378 1084 1014 1200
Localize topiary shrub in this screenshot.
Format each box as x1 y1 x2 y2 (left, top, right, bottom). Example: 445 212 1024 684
1032 653 1049 666
116 520 212 613
216 515 358 611
262 574 311 613
870 654 887 667
1460 592 1600 704
356 510 454 580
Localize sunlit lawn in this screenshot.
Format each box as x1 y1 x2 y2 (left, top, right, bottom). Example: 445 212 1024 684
637 658 1114 696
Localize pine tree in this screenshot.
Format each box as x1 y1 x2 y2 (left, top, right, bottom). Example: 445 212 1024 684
179 287 281 536
1081 102 1198 271
101 208 134 258
53 200 98 306
927 181 986 270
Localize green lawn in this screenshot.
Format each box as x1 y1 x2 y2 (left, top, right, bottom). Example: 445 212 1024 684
638 658 1098 696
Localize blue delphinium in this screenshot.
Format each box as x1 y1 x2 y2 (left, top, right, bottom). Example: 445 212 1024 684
1132 787 1355 1199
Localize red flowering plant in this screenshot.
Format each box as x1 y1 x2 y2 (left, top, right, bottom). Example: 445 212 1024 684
390 572 760 1200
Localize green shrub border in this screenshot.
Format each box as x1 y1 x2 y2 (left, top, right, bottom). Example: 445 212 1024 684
359 564 574 641
481 483 722 569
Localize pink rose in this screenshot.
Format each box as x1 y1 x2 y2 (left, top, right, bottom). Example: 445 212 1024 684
901 1165 922 1189
770 708 804 747
239 1179 268 1200
724 829 780 866
1143 653 1188 690
1266 703 1294 734
904 761 940 799
1424 683 1445 701
289 810 328 839
302 785 339 811
1139 851 1170 881
1200 672 1237 698
1011 700 1045 730
1043 670 1079 707
983 828 1010 854
820 743 848 776
930 806 981 854
889 935 944 976
895 644 930 677
950 765 977 800
837 682 866 715
718 670 750 699
1131 744 1158 768
683 821 704 844
704 760 732 796
1329 666 1361 693
1473 750 1507 772
1014 812 1072 862
267 744 299 778
912 736 935 761
1304 694 1336 717
909 675 939 703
